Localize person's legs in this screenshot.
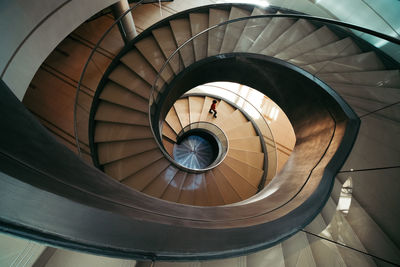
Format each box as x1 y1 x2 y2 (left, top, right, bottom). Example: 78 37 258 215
213 110 217 118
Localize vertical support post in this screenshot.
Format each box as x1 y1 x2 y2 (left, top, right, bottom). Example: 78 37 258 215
112 0 138 44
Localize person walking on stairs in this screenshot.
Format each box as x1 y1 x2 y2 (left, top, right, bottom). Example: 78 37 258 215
209 100 218 118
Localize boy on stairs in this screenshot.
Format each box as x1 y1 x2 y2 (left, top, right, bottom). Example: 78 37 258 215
209 99 218 118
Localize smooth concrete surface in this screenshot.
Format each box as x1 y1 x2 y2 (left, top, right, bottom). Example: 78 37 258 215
2 0 119 100
0 232 46 267
44 248 136 267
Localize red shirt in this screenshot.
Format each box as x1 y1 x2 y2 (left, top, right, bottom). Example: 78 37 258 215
211 103 216 110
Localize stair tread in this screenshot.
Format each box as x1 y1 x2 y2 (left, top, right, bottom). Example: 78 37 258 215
317 70 400 88
162 121 178 141
142 165 179 198
135 36 174 82
189 12 209 61
103 148 163 181
170 18 195 68
204 170 225 205
228 148 264 170
327 82 400 115
161 171 187 203
220 6 252 53
97 138 157 164
225 121 257 138
120 49 157 85
188 96 204 123
95 101 148 126
162 136 174 156
99 81 148 113
122 157 171 191
260 19 316 57
108 64 152 100
275 25 339 61
303 51 384 74
289 37 361 66
223 156 264 188
216 162 257 200
178 173 196 205
193 173 210 206
95 122 153 142
211 168 242 204
165 106 183 134
174 98 190 128
208 8 230 56
229 136 262 152
152 26 182 75
248 15 295 53
234 8 272 52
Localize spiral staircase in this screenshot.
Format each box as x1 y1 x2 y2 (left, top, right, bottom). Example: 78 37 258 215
1 1 400 266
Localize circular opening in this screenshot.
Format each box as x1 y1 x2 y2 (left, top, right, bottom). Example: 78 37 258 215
173 131 219 170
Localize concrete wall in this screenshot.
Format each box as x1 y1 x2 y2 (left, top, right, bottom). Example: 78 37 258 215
0 0 119 100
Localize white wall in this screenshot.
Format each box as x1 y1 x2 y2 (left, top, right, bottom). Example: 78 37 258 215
0 0 119 100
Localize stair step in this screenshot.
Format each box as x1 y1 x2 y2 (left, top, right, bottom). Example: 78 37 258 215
304 214 347 266
248 15 295 53
189 13 209 61
260 19 316 57
327 83 400 116
173 98 190 128
135 36 174 82
178 173 196 205
321 197 378 266
205 100 236 129
95 123 153 142
199 96 215 121
142 165 179 198
204 170 225 205
188 96 204 123
289 37 361 66
122 157 171 191
152 26 182 75
211 168 242 204
165 105 183 134
303 51 384 74
225 121 257 138
220 7 251 53
223 156 263 188
282 231 317 267
317 70 400 88
229 136 262 152
103 148 163 181
208 8 230 56
222 109 249 132
247 244 285 267
162 121 178 141
193 173 210 206
95 101 148 126
216 162 257 200
99 81 148 113
120 49 157 85
162 136 174 156
97 138 157 164
228 149 264 170
161 171 187 203
275 25 339 61
108 65 152 100
170 18 195 68
234 8 271 52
